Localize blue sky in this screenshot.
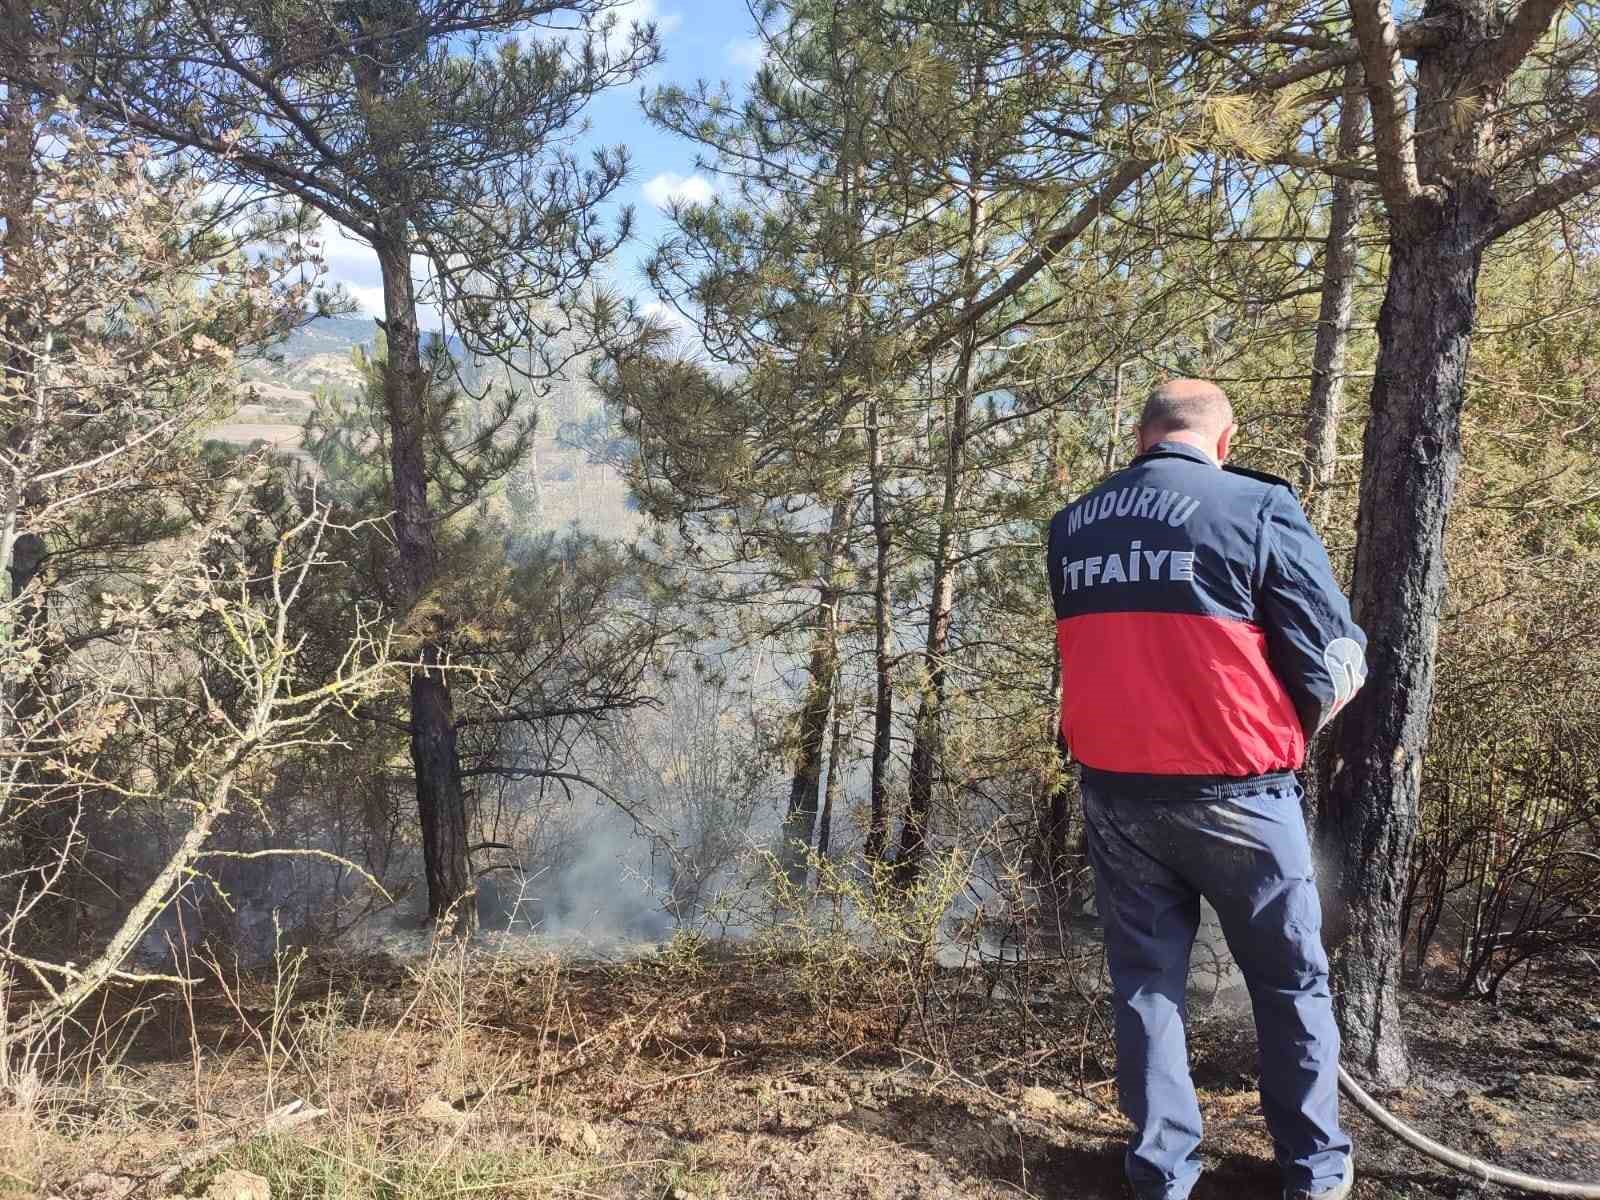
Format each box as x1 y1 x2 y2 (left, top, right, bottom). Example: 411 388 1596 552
320 0 761 328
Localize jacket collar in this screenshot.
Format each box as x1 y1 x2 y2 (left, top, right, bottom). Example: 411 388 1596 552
1133 440 1219 468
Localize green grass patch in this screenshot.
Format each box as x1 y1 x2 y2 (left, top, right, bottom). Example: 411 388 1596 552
201 1133 580 1200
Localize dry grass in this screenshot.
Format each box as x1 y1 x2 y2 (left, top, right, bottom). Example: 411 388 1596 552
0 889 1096 1200
8 914 1597 1200
0 940 691 1199
0 853 1109 1200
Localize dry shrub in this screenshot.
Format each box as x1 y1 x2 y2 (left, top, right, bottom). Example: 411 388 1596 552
739 846 973 1043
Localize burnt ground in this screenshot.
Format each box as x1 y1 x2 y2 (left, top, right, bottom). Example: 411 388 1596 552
4 939 1599 1200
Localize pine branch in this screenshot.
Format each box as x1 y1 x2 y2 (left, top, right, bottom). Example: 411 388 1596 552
1489 152 1600 238
1349 0 1429 210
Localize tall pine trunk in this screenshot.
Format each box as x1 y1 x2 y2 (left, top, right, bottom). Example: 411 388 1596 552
897 336 974 885
1302 71 1366 529
1 24 35 743
376 240 473 933
897 183 981 887
865 394 893 863
0 40 67 937
1300 75 1365 834
1322 183 1491 1085
778 491 850 884
778 558 842 887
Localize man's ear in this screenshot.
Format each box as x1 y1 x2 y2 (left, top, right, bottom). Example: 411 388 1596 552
1217 422 1236 463
1133 424 1152 454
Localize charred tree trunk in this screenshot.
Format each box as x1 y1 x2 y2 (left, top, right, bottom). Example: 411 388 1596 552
1035 401 1074 898
1322 182 1492 1086
376 238 474 933
779 492 851 885
1032 691 1073 898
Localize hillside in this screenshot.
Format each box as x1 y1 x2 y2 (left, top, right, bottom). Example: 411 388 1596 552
216 316 634 535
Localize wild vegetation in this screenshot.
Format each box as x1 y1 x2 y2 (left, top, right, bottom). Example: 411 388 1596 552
2 0 1600 1195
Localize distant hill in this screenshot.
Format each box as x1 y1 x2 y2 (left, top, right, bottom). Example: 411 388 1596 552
212 315 636 537
275 315 379 359
238 315 373 400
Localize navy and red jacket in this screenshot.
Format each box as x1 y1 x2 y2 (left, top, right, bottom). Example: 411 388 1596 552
1047 441 1366 794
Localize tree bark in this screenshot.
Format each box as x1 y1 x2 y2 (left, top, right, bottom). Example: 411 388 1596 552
0 2 40 717
1300 73 1365 836
0 29 69 938
897 178 982 887
778 576 840 888
1033 655 1073 899
778 490 851 885
1301 70 1366 529
376 238 474 933
1322 182 1492 1086
897 327 975 886
865 393 893 864
817 700 846 862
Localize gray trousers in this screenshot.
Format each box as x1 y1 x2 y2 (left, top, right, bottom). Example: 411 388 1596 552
1083 776 1350 1199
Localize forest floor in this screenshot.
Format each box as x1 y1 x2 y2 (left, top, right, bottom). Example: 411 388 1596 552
4 934 1599 1200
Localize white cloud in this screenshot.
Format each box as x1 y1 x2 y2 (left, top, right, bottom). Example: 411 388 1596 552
625 0 682 39
643 171 715 210
315 223 380 286
642 300 691 331
343 284 387 319
725 36 765 72
533 0 679 62
513 0 678 96
311 220 444 329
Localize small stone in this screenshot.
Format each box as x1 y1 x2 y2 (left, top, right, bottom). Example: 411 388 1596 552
203 1170 271 1200
553 1117 601 1154
1021 1085 1064 1115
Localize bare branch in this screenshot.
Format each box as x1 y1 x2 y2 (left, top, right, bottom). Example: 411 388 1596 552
1489 153 1600 238
1243 20 1445 94
1503 90 1600 165
1265 151 1381 184
914 158 1157 360
1474 0 1569 87
1349 0 1426 209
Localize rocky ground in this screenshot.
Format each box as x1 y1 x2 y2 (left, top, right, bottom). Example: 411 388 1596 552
4 937 1598 1200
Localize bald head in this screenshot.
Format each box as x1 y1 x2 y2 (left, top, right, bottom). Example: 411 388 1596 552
1137 378 1236 463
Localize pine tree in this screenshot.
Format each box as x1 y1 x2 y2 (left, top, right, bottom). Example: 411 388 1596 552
46 0 658 927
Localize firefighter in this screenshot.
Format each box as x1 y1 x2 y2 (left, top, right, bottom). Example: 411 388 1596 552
1047 378 1366 1200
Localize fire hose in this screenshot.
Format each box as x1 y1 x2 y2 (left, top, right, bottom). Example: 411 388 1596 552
1337 1066 1600 1197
